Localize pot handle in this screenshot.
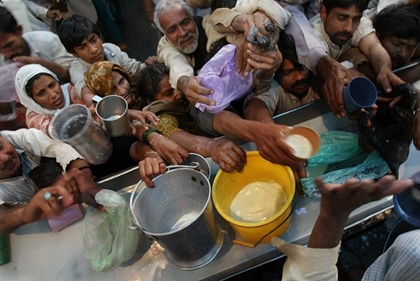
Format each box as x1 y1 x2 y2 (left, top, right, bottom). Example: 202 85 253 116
166 162 200 171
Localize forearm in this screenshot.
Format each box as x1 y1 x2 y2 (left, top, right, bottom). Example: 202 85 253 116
0 204 27 234
243 99 274 123
359 34 392 75
130 141 159 161
308 212 348 248
169 131 213 157
37 58 70 83
213 110 256 142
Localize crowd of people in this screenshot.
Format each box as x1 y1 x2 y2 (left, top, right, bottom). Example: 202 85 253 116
0 0 420 279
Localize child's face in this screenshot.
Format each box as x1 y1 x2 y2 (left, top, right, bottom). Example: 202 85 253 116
30 74 65 110
111 71 131 104
155 74 181 102
71 33 105 64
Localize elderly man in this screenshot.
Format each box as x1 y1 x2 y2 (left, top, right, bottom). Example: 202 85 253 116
0 128 100 234
154 0 288 105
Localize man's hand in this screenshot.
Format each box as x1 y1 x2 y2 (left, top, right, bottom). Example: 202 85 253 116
247 43 282 80
209 138 247 173
148 133 189 164
138 154 167 187
46 8 63 21
376 69 405 107
12 55 41 66
68 168 103 210
316 56 352 117
177 76 214 105
316 176 413 219
144 56 158 66
22 184 74 224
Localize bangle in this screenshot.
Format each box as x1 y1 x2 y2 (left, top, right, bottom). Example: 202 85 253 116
144 151 160 158
143 128 162 144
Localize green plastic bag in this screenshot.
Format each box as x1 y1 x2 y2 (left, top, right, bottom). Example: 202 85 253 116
308 131 365 166
301 151 390 198
83 190 141 272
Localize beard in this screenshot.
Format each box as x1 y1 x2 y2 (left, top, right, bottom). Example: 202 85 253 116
176 31 199 54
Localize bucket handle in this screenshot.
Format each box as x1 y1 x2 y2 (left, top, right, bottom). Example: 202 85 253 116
128 163 201 231
232 200 296 248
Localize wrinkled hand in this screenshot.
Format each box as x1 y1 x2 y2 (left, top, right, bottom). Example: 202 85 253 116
138 154 167 187
46 8 62 20
316 56 352 117
178 76 214 105
247 43 282 80
316 176 413 219
22 183 74 223
209 138 247 172
144 56 158 66
376 70 406 108
149 133 189 164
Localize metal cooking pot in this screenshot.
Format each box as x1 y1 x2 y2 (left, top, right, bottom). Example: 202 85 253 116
129 166 222 270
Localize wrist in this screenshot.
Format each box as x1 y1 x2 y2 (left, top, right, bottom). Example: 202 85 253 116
143 128 162 144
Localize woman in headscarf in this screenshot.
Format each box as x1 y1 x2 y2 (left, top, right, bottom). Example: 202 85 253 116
15 64 82 135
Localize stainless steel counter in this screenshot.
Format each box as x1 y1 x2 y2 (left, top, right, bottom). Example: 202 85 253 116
2 100 420 281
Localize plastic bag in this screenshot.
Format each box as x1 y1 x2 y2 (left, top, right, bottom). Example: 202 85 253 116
308 131 365 166
301 151 390 198
196 44 253 113
83 189 141 272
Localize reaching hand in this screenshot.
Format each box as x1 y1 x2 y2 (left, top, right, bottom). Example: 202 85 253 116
149 133 189 164
46 8 63 21
128 109 159 130
138 154 167 187
209 138 247 172
177 76 214 105
316 56 352 117
316 176 413 219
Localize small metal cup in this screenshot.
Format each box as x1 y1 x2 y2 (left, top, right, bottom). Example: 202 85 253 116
93 95 131 137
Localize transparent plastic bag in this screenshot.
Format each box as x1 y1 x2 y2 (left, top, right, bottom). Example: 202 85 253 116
196 44 253 113
82 190 141 272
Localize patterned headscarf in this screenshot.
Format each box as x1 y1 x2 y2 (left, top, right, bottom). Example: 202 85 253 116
84 61 131 97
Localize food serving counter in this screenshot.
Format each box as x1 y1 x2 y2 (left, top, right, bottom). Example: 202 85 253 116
2 100 420 281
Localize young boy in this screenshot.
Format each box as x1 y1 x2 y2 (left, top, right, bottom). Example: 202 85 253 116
57 15 155 105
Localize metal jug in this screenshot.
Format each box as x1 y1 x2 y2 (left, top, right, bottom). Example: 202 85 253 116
49 104 113 165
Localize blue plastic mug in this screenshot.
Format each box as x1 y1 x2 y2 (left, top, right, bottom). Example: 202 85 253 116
343 77 378 113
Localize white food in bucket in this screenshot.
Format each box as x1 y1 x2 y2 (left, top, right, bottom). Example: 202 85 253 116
230 181 287 222
284 134 313 159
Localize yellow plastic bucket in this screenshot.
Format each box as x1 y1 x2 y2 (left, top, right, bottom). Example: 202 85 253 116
212 151 295 247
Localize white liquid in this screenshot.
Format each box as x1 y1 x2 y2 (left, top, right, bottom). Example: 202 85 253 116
106 114 121 121
170 212 199 231
285 134 313 159
230 181 287 222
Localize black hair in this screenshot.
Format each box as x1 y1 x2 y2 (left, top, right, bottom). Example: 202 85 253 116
25 73 54 97
28 161 63 189
0 6 18 34
374 4 420 42
275 32 304 82
322 0 368 14
137 63 170 108
57 15 101 53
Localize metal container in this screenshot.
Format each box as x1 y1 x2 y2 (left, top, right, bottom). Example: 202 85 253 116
130 168 223 270
92 95 131 137
49 104 113 165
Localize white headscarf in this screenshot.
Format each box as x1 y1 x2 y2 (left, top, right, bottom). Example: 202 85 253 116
15 64 71 116
234 0 291 30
